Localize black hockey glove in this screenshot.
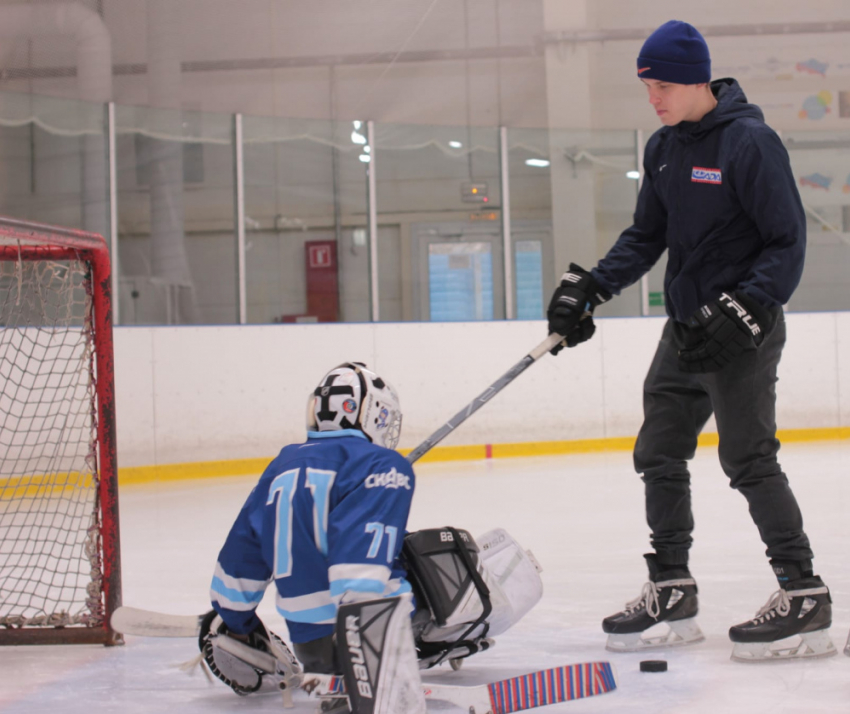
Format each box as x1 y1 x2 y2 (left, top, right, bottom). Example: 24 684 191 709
546 263 611 355
677 291 773 373
198 610 301 696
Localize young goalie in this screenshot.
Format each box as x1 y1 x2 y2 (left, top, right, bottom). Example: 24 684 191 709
199 362 543 713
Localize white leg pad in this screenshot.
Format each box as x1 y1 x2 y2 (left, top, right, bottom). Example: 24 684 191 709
605 617 705 653
731 629 837 663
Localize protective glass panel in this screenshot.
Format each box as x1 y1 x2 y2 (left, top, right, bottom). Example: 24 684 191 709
375 123 501 321
115 105 235 325
241 116 368 323
0 92 108 243
783 131 850 312
508 127 645 317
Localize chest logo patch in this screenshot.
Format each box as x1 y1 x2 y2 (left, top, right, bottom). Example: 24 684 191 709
691 167 722 184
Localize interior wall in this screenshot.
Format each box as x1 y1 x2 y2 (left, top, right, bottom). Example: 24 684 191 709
1 0 848 130
114 311 850 468
2 1 850 325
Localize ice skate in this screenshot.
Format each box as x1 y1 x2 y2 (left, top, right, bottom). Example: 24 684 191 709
844 629 849 657
729 567 836 663
602 554 704 652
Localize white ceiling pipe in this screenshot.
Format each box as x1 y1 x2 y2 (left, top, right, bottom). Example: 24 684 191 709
0 2 112 102
144 0 198 324
543 21 850 45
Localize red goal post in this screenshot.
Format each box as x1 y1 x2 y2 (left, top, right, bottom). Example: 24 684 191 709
0 217 121 645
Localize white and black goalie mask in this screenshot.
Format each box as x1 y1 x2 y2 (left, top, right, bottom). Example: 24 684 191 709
306 362 402 450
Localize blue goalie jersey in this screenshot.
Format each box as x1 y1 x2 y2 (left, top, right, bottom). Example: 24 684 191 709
210 430 415 643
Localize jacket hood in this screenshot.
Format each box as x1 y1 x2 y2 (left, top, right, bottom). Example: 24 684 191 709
674 78 763 142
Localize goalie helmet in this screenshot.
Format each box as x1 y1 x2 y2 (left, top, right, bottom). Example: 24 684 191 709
307 362 402 450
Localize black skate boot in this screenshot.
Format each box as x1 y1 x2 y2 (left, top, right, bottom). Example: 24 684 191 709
729 561 836 662
602 554 704 652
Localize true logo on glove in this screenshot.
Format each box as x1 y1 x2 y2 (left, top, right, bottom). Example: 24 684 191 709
718 293 760 337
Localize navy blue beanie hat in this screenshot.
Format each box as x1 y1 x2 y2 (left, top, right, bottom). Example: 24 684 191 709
637 20 710 84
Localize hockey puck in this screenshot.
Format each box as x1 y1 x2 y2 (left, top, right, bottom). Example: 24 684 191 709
639 660 668 672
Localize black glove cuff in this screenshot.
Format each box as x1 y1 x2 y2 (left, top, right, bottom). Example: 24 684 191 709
588 280 612 309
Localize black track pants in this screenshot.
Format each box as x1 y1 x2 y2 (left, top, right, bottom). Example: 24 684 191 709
633 313 813 567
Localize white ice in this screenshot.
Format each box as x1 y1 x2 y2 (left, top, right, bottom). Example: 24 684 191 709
2 441 849 713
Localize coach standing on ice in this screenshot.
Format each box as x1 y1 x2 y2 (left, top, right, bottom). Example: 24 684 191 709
546 20 836 662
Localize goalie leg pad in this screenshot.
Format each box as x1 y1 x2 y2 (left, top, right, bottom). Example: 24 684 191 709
336 594 425 714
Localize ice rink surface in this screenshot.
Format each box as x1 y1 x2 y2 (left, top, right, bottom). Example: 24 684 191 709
2 441 849 713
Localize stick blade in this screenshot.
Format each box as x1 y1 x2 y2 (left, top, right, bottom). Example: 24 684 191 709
110 606 204 638
301 661 618 713
486 662 618 713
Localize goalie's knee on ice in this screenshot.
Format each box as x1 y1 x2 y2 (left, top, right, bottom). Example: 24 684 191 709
294 634 338 674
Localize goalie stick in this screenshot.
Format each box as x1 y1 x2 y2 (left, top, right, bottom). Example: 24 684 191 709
111 607 205 638
303 661 618 714
405 331 564 463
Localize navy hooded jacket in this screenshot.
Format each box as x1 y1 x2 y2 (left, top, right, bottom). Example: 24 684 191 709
591 78 806 323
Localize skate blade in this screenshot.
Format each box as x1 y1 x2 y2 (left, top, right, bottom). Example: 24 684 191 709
731 629 837 663
606 618 705 653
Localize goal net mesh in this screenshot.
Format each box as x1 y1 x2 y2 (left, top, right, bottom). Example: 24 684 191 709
0 251 104 628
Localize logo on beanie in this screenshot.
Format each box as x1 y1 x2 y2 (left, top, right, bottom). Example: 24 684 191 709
691 167 722 184
638 66 652 74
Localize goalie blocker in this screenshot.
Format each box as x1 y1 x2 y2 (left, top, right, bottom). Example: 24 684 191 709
301 526 543 680
328 527 543 713
403 526 543 669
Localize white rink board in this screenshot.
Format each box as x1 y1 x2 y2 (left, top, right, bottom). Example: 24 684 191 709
113 312 849 467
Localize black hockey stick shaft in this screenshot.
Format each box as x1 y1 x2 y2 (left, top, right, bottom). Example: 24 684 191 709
406 331 564 464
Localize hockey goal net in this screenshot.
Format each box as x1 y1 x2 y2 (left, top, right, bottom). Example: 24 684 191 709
0 217 120 645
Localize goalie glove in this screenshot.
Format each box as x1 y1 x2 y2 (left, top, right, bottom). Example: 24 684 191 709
678 291 774 373
198 610 302 697
546 264 611 355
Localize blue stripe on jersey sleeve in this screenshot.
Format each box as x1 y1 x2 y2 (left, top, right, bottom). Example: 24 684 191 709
329 578 386 597
277 603 337 624
211 576 265 606
387 579 412 597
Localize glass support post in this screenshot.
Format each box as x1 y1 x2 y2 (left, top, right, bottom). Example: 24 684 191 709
636 129 649 316
234 113 247 324
499 126 514 320
107 102 119 324
367 120 379 322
